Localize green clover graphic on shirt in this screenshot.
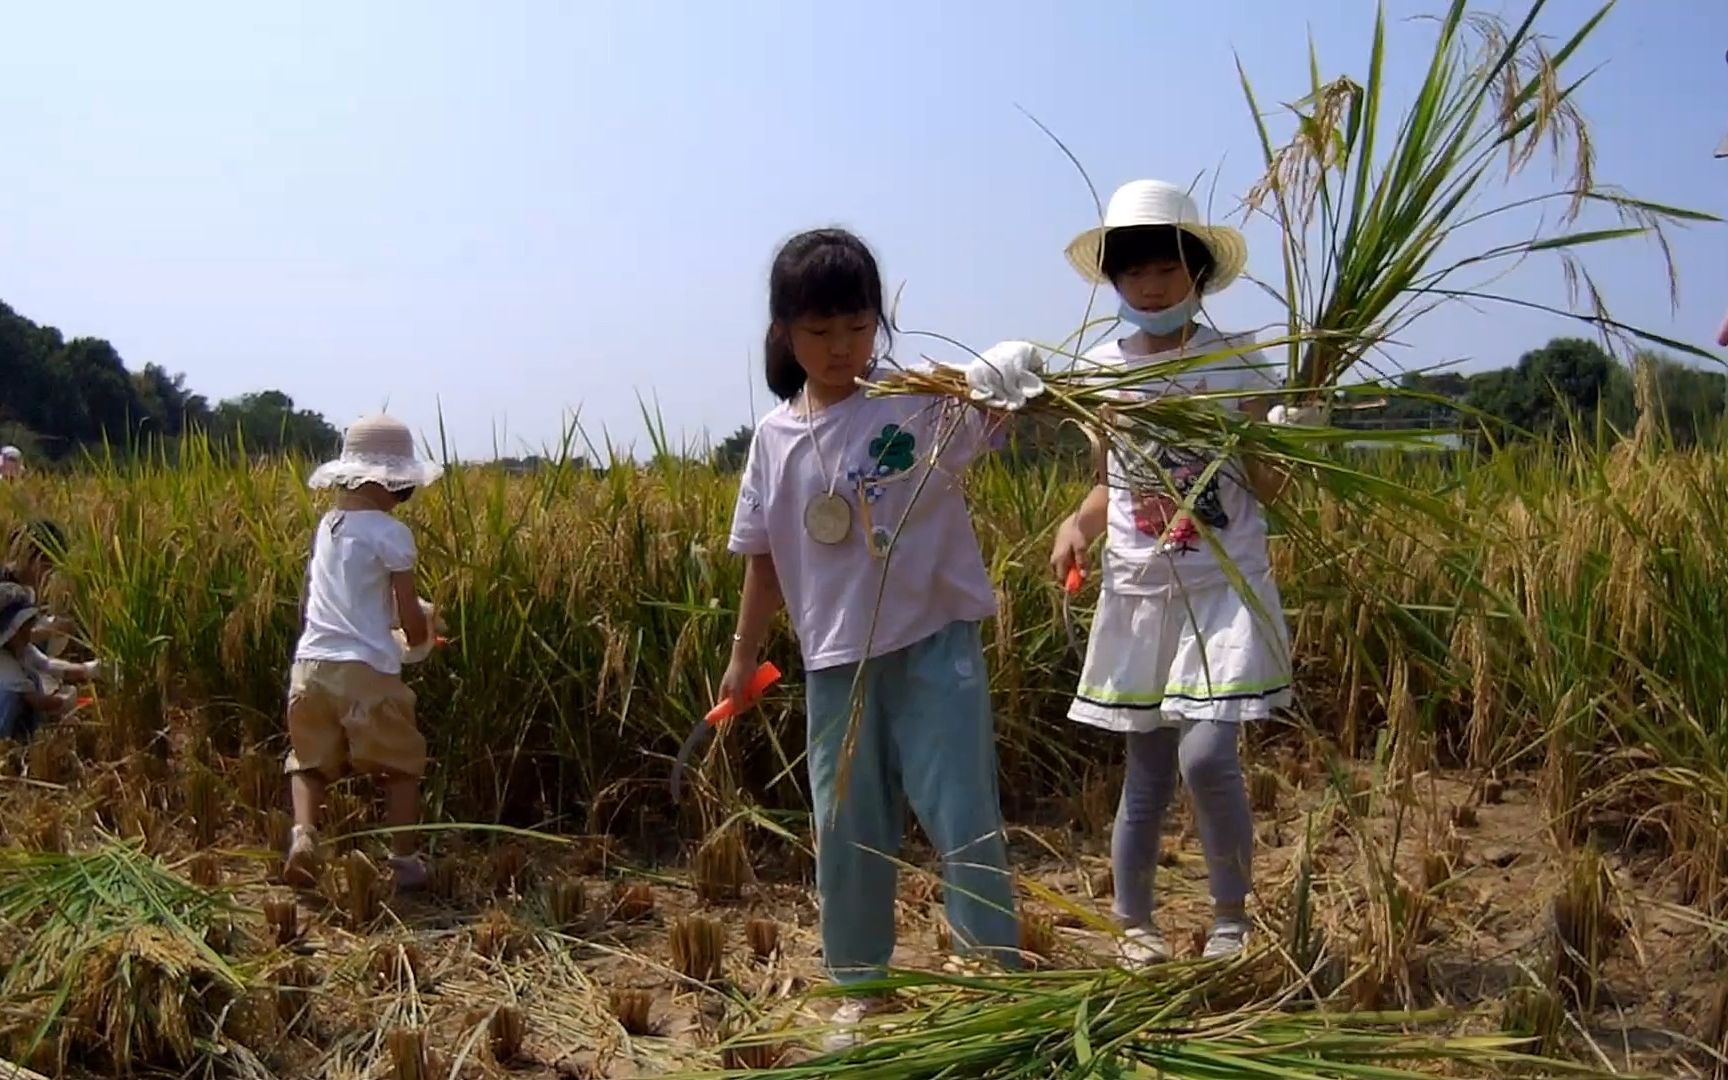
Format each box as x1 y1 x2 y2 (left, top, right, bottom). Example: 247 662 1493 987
868 425 917 474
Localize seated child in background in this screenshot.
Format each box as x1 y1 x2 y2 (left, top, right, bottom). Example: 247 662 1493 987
282 414 443 892
0 583 98 742
2 519 104 699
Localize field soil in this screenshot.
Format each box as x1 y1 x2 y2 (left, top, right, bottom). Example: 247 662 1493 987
5 733 1721 1079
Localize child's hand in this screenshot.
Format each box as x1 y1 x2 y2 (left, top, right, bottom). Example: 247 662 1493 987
1267 402 1327 427
962 341 1046 411
717 656 765 716
1050 514 1089 585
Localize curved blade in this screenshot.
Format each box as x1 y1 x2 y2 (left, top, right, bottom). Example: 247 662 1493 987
669 718 718 802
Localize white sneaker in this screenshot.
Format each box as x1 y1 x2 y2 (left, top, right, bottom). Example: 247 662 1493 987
283 825 321 889
822 998 877 1053
1118 925 1172 968
1202 919 1251 960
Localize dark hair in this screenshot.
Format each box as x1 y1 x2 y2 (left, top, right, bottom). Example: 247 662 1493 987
391 486 416 505
1101 226 1216 291
764 229 890 401
8 519 65 563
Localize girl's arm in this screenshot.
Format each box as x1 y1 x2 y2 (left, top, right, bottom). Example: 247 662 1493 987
720 553 784 706
24 645 95 684
392 571 431 649
1051 484 1108 581
728 554 783 663
1238 396 1294 504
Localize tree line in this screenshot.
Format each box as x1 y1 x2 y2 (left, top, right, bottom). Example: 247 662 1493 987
1345 337 1728 447
6 296 1719 471
0 299 339 462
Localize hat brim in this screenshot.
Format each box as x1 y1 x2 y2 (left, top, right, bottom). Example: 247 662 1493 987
0 605 39 646
1065 223 1248 294
308 456 444 492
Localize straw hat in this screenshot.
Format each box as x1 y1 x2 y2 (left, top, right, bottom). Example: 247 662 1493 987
0 583 39 645
1065 179 1249 293
308 414 443 492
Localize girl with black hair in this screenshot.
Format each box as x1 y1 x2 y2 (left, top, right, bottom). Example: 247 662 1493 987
720 227 1041 1048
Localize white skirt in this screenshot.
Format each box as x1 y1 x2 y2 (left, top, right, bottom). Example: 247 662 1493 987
1068 574 1293 733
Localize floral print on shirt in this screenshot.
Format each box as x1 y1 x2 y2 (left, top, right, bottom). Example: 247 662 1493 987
1127 446 1230 555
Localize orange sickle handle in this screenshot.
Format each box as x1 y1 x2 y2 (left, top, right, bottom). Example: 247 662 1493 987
1064 565 1085 595
705 661 782 725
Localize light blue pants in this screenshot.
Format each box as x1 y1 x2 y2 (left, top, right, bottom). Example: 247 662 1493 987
805 620 1020 984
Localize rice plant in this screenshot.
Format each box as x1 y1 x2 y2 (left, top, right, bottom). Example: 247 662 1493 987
0 841 251 1072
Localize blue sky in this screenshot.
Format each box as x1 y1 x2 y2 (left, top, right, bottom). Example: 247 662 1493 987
3 2 1724 459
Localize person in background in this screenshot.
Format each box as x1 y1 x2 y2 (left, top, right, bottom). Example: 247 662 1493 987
281 414 443 893
0 582 98 742
1048 179 1319 966
722 228 1042 1049
0 446 22 480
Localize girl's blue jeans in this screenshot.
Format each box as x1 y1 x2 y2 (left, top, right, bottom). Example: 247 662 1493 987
805 619 1020 985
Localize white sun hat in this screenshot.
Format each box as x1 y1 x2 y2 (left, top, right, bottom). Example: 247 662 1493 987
1065 179 1249 293
0 446 20 461
308 413 443 492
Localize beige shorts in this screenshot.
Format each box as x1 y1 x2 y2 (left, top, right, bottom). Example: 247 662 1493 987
284 660 426 779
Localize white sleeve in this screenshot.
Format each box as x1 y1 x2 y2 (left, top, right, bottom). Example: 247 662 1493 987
373 519 418 574
727 427 772 557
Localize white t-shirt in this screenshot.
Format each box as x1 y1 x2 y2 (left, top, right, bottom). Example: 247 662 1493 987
295 509 417 675
1090 327 1281 596
729 389 998 671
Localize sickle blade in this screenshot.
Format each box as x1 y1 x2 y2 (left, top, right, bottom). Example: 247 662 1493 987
669 719 717 801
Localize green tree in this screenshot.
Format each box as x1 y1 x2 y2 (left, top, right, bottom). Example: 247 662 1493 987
712 424 753 472
133 363 211 438
212 390 340 457
1633 350 1728 447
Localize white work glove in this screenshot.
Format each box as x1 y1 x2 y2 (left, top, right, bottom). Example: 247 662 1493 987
961 341 1046 411
80 660 103 682
1267 402 1328 427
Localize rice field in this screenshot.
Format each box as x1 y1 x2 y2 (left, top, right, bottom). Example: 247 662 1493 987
0 420 1725 1078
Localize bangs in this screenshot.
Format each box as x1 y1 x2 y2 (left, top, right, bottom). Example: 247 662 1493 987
1101 226 1216 282
769 232 882 323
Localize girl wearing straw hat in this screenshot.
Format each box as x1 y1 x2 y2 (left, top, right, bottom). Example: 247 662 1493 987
282 414 444 892
1050 179 1317 965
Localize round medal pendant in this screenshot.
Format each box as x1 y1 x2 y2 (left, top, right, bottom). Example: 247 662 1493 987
803 493 852 545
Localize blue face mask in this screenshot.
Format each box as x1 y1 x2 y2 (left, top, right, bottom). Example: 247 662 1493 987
1118 292 1201 336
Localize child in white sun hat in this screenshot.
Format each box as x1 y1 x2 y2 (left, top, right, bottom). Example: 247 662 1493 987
282 413 444 891
1049 179 1318 966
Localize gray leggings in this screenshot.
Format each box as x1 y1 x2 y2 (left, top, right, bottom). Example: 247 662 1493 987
1111 721 1253 927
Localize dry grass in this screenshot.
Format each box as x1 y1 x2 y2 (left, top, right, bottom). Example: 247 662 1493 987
667 914 725 983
